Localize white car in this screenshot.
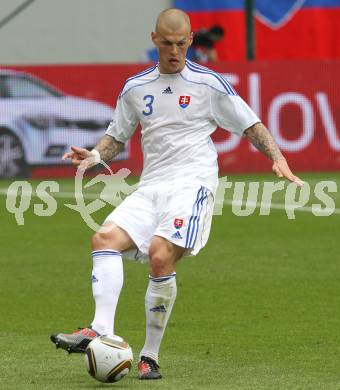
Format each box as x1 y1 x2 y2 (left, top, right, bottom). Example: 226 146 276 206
0 69 124 177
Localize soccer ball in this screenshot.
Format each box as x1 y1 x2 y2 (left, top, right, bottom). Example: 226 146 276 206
84 335 133 383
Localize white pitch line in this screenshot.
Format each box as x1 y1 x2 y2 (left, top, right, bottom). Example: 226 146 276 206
0 188 339 215
0 188 98 199
223 199 340 215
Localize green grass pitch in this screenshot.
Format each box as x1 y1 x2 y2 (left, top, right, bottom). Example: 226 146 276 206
0 172 340 389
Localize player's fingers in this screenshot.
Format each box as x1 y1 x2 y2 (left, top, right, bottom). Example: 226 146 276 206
278 167 305 186
62 152 74 160
273 160 297 181
291 176 305 187
272 165 283 178
70 145 83 152
62 152 83 166
280 165 300 182
283 171 296 182
71 145 88 157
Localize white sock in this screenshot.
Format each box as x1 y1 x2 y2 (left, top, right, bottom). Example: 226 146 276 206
90 250 123 336
139 273 177 363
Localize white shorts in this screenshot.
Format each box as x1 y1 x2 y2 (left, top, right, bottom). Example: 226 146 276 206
104 183 214 260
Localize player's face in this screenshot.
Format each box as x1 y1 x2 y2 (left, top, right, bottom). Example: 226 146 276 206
152 29 193 74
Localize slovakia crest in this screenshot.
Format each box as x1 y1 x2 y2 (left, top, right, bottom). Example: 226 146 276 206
179 95 190 108
174 218 184 229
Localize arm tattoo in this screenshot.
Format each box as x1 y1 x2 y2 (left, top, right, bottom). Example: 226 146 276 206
244 122 284 161
94 135 124 163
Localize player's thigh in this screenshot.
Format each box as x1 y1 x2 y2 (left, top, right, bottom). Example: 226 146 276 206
104 188 158 252
91 222 136 252
155 184 214 253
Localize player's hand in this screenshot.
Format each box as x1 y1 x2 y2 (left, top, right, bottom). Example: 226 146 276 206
272 158 305 186
62 146 99 169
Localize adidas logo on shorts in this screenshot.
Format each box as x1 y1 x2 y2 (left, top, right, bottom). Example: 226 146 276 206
171 231 182 239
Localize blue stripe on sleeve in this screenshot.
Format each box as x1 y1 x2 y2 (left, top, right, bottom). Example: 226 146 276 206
186 60 237 96
119 65 157 98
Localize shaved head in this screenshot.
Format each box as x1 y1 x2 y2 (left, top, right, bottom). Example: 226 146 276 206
155 8 191 35
152 8 193 74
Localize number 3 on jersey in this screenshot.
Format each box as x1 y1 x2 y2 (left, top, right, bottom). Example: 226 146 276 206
142 95 154 116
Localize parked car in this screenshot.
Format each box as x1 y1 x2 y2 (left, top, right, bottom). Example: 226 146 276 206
0 69 123 177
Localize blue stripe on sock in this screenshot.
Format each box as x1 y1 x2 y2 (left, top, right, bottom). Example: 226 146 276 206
150 272 176 282
92 250 121 257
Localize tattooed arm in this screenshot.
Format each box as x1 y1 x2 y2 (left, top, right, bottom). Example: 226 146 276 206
62 135 124 168
244 122 304 185
94 135 124 163
244 122 283 161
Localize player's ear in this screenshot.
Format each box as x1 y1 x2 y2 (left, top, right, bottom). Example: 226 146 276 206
188 31 194 46
151 31 157 45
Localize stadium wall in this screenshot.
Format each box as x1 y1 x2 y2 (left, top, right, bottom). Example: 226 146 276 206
0 0 171 65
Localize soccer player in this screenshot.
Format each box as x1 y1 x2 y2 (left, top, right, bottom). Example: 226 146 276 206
51 8 303 380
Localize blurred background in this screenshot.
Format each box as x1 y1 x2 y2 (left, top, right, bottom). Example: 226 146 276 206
0 0 339 178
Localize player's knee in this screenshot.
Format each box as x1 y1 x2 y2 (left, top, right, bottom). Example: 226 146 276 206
149 252 173 277
91 225 134 252
149 238 184 277
149 257 168 277
91 230 117 250
92 231 108 250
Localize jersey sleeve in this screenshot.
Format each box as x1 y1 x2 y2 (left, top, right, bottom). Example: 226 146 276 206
211 91 260 135
105 92 138 143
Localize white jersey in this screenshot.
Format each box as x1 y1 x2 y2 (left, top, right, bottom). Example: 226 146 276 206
106 60 260 193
